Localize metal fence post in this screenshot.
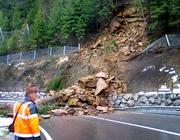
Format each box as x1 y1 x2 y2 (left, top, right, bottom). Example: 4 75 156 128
49 47 52 56
26 24 29 36
20 52 22 61
0 27 4 41
165 34 170 47
78 43 80 51
0 44 81 64
63 46 66 55
7 54 9 64
33 50 36 59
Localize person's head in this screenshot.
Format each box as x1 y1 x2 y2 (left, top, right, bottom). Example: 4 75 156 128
25 82 38 101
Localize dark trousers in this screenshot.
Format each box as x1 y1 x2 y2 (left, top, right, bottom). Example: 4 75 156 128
14 136 41 140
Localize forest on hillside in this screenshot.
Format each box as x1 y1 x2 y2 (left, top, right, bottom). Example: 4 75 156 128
0 0 179 55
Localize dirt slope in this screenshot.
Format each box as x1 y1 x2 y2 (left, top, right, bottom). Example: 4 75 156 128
59 4 148 88
0 4 148 91
1 4 178 94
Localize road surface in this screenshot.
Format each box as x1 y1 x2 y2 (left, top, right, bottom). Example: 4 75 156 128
40 111 180 140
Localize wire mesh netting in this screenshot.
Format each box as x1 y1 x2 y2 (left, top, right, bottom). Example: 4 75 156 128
51 47 64 56
36 48 49 59
8 53 21 63
0 46 79 64
0 55 7 64
0 26 81 64
21 50 34 60
143 34 180 53
168 34 180 47
65 46 79 54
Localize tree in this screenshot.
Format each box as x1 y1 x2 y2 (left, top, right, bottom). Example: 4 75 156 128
48 0 64 40
27 0 39 25
151 1 169 34
12 7 22 29
0 11 8 30
169 0 180 32
96 0 113 26
60 0 88 40
30 8 47 48
59 0 113 41
144 0 180 36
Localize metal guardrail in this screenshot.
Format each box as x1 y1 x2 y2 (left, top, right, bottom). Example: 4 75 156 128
0 44 80 64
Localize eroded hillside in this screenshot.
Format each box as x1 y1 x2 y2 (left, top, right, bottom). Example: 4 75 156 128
57 4 149 88
0 4 179 94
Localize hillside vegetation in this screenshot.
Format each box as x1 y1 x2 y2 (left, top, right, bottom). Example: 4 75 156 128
0 1 179 116
0 0 179 55
0 4 151 90
0 1 179 92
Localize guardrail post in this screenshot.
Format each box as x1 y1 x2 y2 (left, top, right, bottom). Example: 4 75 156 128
63 46 66 55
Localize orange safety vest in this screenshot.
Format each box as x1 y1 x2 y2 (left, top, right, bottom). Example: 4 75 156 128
13 100 41 138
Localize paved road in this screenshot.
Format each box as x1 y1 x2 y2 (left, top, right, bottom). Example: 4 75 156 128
40 111 180 140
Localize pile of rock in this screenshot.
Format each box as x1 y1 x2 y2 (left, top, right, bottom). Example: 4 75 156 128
42 72 128 116
89 5 147 59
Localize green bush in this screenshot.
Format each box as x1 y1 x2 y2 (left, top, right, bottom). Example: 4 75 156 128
38 105 49 114
101 40 117 54
0 41 8 55
0 109 9 117
47 75 66 91
38 103 60 114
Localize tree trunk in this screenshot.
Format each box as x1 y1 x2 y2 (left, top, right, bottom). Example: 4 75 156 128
145 0 151 34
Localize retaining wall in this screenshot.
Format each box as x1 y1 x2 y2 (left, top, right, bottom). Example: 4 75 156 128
109 92 180 108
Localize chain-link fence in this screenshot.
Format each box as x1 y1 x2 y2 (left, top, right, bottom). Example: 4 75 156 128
0 25 80 64
0 45 80 64
143 34 180 53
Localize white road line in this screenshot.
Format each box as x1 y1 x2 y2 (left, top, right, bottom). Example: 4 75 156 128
128 112 143 115
39 126 53 140
83 115 180 137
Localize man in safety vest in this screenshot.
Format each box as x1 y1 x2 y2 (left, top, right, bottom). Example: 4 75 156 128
13 82 41 140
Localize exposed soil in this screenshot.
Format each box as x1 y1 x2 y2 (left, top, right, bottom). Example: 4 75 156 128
0 4 179 94
125 48 180 92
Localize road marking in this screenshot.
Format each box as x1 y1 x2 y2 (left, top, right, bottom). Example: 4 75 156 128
83 115 180 137
39 126 53 140
128 112 143 115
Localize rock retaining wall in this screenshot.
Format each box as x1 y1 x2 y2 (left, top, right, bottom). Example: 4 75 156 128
0 91 47 101
109 92 180 108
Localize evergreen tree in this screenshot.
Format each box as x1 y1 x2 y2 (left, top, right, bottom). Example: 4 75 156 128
169 0 180 32
27 0 39 25
48 0 64 40
12 7 22 29
146 0 180 36
0 11 8 30
150 1 168 35
30 8 47 48
96 0 112 25
60 0 113 41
